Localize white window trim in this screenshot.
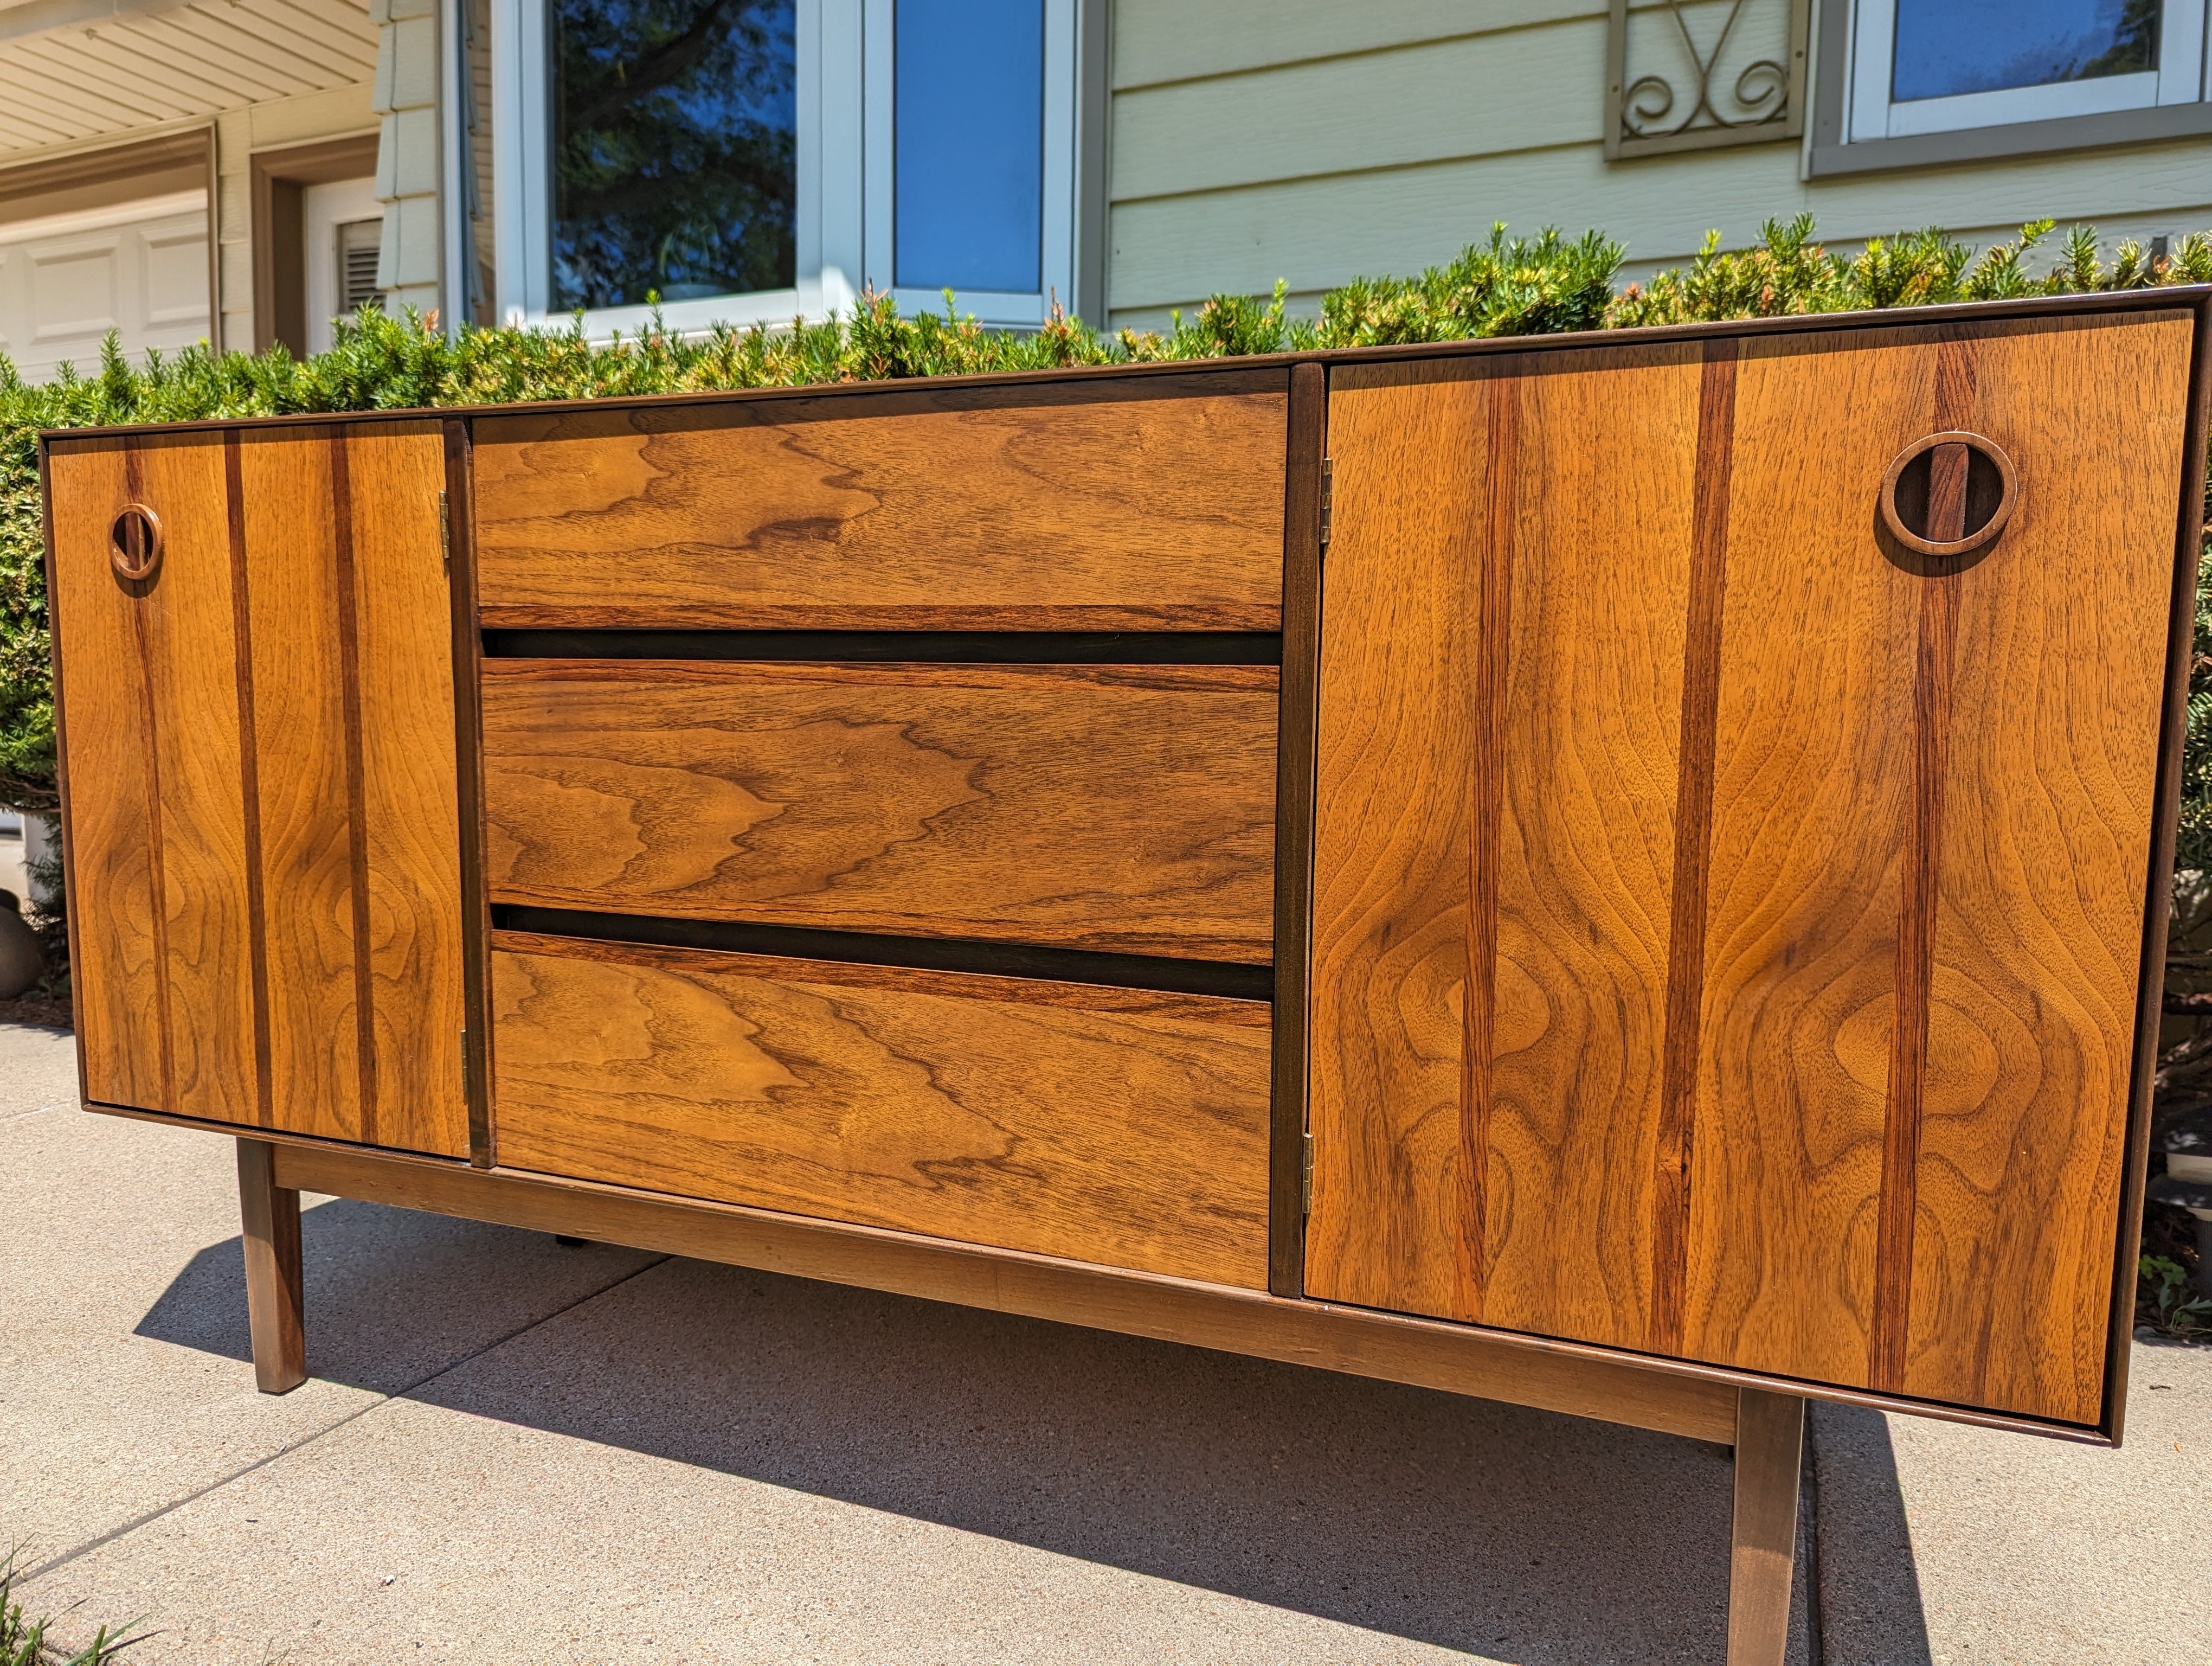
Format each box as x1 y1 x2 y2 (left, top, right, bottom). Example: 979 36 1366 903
1848 0 2209 143
491 0 1073 337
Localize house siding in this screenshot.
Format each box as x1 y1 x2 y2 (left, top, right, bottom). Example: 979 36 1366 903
1105 0 2212 329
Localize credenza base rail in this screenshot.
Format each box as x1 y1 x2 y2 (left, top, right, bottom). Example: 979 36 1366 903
136 1106 2112 1450
220 1129 1817 1663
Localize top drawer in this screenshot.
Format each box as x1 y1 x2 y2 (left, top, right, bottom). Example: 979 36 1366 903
471 371 1290 631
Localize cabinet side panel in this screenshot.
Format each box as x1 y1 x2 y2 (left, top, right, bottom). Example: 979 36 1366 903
345 424 468 1158
48 444 166 1111
1904 315 2192 1423
1683 334 1933 1386
1304 367 1487 1316
137 435 256 1125
1477 348 1701 1350
490 936 1274 1287
239 430 364 1142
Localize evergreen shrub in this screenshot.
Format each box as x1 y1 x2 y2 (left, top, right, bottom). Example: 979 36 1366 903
2 214 2208 818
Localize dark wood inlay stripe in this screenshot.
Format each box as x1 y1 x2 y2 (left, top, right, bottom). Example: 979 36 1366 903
1649 340 1739 1357
1870 335 1978 1390
1457 371 1520 1321
1270 360 1327 1297
223 435 274 1129
329 434 380 1146
124 444 176 1115
446 420 497 1168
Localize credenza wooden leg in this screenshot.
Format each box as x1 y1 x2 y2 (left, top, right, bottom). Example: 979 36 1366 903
1726 1385 1805 1665
236 1138 306 1394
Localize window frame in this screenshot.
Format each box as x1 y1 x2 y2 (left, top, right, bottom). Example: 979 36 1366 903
490 0 1078 336
859 0 1077 326
1847 0 2209 142
1811 0 2212 174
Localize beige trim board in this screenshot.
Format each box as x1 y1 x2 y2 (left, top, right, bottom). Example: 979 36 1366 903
0 0 196 45
1811 101 2212 177
1808 0 2212 176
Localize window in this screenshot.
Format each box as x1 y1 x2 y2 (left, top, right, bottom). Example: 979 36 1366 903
1847 0 2209 140
493 0 1077 335
551 0 797 312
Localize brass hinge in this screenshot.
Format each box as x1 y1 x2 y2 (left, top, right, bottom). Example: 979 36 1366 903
1302 1130 1315 1215
438 490 451 570
459 1026 469 1090
1318 457 1332 550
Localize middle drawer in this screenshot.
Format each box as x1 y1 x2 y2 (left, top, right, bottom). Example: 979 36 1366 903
480 659 1280 963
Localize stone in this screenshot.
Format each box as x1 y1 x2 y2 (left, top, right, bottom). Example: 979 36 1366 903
0 888 46 997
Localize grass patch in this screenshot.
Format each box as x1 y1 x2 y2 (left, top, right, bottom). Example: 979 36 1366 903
0 1550 146 1666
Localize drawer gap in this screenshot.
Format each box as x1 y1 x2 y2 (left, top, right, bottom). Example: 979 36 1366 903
480 628 1284 665
491 905 1275 1001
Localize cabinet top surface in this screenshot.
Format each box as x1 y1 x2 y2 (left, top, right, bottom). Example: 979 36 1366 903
39 285 2209 448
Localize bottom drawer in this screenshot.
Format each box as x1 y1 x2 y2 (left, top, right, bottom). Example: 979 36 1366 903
489 933 1274 1287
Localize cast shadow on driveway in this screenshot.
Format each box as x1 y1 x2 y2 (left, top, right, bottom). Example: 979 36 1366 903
137 1195 1933 1664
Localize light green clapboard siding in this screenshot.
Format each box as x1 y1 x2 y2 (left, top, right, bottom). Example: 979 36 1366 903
1104 0 2212 325
1110 0 1598 89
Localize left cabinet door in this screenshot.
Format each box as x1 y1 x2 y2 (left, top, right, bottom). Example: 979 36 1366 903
49 424 469 1157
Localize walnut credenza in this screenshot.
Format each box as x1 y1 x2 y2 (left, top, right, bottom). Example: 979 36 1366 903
43 291 2212 1662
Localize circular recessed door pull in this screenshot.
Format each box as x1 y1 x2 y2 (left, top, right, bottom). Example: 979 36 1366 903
110 504 163 582
1879 430 2018 558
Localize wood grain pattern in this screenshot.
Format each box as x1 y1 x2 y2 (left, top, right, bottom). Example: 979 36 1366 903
48 421 467 1158
273 1136 1743 1444
1648 343 1737 1357
1868 337 1977 1391
237 429 361 1143
222 437 274 1129
470 379 1288 630
1478 348 1705 1351
488 932 1274 1287
1306 347 1703 1342
343 424 469 1158
480 660 1280 963
1680 330 1932 1388
133 434 258 1127
1303 361 1487 1317
1457 371 1516 1318
329 434 380 1144
1900 313 2192 1423
47 441 165 1112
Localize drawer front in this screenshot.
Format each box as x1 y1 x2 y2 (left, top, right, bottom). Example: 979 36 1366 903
490 935 1274 1287
481 659 1279 963
470 375 1289 630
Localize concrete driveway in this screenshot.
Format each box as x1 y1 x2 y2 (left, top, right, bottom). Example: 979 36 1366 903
3 1019 2204 1664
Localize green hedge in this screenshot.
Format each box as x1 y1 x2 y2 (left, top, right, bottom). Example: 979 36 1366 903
3 213 2208 816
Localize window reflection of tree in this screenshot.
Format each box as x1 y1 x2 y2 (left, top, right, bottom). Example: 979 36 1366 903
554 0 796 312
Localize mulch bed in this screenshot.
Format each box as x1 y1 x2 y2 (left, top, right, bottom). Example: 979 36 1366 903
0 994 71 1029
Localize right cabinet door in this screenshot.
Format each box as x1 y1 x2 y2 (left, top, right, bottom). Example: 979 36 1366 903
1306 310 2198 1427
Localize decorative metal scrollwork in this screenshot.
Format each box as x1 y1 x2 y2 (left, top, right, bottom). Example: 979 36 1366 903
1607 0 1808 158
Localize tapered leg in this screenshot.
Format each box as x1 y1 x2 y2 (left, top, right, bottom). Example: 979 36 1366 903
1726 1386 1805 1666
236 1138 306 1394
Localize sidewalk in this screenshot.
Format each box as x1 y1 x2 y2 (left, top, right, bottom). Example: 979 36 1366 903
3 1018 2204 1664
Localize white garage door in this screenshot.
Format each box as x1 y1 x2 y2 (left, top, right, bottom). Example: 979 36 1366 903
0 188 210 386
